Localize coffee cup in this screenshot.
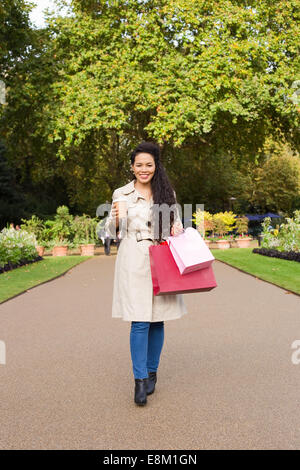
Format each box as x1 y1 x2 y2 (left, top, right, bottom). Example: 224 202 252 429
114 197 128 219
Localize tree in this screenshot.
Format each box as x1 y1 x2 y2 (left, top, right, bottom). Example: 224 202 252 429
0 0 35 74
0 0 299 215
0 141 26 228
251 149 300 215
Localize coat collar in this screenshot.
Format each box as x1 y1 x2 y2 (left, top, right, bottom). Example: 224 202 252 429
122 179 153 203
122 179 136 195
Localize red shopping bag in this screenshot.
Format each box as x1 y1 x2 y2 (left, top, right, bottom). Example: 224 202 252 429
149 241 217 296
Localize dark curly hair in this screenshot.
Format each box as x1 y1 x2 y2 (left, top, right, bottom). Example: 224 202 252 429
130 141 177 242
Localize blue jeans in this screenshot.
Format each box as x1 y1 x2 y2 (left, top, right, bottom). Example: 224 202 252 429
130 321 164 379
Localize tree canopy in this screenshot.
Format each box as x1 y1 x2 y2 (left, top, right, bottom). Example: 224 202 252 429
0 0 299 219
0 0 34 73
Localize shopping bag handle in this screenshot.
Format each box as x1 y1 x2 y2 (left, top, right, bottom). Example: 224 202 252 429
159 227 186 245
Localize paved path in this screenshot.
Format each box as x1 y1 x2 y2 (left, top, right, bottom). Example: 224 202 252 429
0 255 299 450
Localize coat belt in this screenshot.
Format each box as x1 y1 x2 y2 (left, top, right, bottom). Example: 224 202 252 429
124 230 155 242
121 229 166 243
135 230 154 242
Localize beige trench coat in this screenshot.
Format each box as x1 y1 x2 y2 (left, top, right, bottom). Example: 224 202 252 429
104 179 188 322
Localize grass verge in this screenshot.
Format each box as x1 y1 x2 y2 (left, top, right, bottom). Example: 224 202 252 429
0 256 92 304
211 248 300 295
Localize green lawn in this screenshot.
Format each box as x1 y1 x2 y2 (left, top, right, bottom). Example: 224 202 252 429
0 256 92 304
1 249 299 304
211 248 300 295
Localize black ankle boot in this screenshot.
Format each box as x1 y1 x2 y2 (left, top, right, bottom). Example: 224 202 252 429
134 378 148 405
146 371 157 395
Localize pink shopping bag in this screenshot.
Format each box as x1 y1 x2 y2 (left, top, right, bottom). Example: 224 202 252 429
167 227 215 275
149 241 217 295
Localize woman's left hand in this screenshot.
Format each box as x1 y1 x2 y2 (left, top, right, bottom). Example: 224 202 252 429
171 221 184 236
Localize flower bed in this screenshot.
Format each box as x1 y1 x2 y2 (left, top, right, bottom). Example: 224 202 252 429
0 227 43 274
1 205 102 271
191 210 252 247
259 211 300 252
252 247 300 262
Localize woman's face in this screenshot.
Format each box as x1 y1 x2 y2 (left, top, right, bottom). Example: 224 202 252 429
131 152 156 184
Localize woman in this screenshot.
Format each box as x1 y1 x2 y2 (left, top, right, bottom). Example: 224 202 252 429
104 141 188 406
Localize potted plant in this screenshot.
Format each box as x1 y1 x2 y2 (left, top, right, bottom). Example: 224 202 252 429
20 215 46 256
214 211 237 249
72 214 98 256
211 213 228 249
44 206 73 256
52 238 70 256
35 234 46 256
228 234 237 248
213 217 230 248
235 216 252 248
191 210 215 246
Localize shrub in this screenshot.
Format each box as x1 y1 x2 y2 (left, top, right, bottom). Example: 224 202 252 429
72 214 98 246
44 205 73 246
20 215 46 245
191 210 215 238
0 227 38 268
235 216 249 237
261 210 300 252
221 211 237 232
212 213 226 238
277 210 300 252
